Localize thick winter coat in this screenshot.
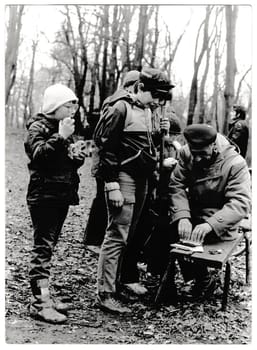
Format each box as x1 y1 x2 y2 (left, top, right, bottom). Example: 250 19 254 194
168 134 251 240
24 113 84 206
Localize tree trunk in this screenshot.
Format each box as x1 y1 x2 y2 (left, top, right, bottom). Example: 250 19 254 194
100 5 109 105
23 40 37 127
108 5 123 95
89 15 102 114
120 6 136 72
235 67 251 104
223 5 238 134
187 6 212 125
133 5 149 70
198 9 219 123
210 8 224 130
150 6 159 67
5 5 24 105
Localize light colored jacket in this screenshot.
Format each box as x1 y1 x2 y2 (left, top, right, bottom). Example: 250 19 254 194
168 134 251 240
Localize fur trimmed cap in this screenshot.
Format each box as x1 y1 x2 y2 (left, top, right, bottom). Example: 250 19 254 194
183 124 217 148
42 84 78 114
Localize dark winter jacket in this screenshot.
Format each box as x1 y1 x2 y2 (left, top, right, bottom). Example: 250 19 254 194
94 95 162 183
24 113 84 206
168 134 251 240
227 118 249 158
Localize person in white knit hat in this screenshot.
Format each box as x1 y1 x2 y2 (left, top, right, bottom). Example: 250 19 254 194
42 83 78 114
24 83 86 324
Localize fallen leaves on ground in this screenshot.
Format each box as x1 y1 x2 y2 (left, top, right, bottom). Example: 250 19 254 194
5 127 252 344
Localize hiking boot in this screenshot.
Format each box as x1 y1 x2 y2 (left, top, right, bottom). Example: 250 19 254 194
30 278 67 324
124 283 148 295
29 303 67 324
96 293 131 314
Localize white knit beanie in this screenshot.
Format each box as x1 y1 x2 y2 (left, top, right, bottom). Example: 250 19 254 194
42 84 78 114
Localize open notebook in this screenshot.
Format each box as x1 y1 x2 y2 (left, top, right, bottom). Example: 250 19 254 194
170 240 204 253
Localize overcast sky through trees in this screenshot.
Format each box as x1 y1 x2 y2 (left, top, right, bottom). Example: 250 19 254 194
17 4 252 96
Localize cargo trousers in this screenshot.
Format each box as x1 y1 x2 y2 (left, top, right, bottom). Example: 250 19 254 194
97 171 148 295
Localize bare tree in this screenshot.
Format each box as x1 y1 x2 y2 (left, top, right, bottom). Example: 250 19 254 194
149 6 159 67
198 8 220 123
209 8 225 130
5 5 24 105
107 6 125 95
88 10 103 114
133 5 150 70
223 5 238 134
235 66 251 104
99 5 109 105
187 6 213 125
23 39 38 126
162 15 191 75
52 5 90 112
120 6 137 72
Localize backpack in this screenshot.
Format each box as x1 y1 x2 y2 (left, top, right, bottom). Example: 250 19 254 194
91 94 130 177
91 94 158 177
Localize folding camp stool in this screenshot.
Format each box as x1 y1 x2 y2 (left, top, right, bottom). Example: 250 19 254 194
155 232 250 311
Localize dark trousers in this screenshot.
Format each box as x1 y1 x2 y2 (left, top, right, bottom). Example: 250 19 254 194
28 205 69 283
118 191 153 284
83 178 107 246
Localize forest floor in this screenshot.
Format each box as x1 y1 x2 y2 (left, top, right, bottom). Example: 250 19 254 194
5 127 252 345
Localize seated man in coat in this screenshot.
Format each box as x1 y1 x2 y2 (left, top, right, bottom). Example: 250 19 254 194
167 123 251 301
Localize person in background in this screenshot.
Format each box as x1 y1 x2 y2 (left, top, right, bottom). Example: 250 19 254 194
227 104 249 158
94 67 174 314
83 70 140 254
165 123 251 303
24 84 87 324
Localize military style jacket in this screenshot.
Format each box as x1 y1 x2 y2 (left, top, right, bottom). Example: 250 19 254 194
168 134 251 240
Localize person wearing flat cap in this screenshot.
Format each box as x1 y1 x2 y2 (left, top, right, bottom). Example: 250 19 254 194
160 123 251 304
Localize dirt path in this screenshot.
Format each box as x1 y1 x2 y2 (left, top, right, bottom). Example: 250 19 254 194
5 127 252 345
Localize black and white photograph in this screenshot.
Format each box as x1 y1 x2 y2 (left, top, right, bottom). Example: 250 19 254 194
4 1 253 345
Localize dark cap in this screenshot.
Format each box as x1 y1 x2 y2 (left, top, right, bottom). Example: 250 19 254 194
140 67 175 92
183 124 217 148
233 105 246 119
169 114 182 134
123 70 140 88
